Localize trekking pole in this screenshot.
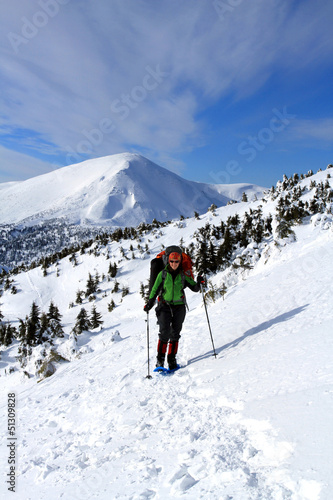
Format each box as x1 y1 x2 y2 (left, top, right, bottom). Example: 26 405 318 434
200 283 217 358
145 311 153 379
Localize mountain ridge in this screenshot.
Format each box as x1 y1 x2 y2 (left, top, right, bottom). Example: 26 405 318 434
0 153 265 226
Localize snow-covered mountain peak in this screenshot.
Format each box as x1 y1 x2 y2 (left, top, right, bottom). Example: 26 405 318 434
0 153 265 226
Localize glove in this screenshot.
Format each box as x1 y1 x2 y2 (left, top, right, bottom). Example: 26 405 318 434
196 275 205 286
144 298 155 313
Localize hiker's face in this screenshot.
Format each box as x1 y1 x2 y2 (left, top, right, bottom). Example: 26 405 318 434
169 260 180 269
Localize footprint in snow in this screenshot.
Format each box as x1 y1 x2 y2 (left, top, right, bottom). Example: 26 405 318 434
136 489 156 499
36 464 56 481
170 465 198 492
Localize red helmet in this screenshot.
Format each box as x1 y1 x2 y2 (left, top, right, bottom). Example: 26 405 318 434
168 252 181 263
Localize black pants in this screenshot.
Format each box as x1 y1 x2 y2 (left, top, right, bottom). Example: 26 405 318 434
156 303 186 342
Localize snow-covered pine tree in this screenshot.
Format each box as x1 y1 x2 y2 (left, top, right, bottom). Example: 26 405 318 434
108 262 118 278
275 219 296 240
27 301 42 345
108 299 116 312
5 323 16 346
17 318 27 344
29 301 40 325
72 307 91 335
47 302 64 338
195 241 210 274
39 313 50 342
208 241 218 273
26 318 38 346
47 301 62 323
90 305 103 329
219 226 233 260
69 253 78 266
85 273 97 297
0 323 8 346
76 290 83 304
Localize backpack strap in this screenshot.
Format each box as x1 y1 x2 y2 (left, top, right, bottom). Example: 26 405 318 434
180 271 189 311
156 268 167 302
160 268 167 296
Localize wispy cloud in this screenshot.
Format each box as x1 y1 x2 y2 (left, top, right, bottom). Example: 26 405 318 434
0 145 56 182
289 118 333 145
1 0 333 181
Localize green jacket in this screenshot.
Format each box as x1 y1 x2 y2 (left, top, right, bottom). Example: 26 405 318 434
149 267 199 305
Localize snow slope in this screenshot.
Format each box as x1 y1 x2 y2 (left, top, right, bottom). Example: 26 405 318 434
1 191 333 499
0 153 265 226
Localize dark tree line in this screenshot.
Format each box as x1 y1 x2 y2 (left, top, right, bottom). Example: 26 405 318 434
192 166 332 275
193 208 272 275
17 301 64 347
0 301 64 354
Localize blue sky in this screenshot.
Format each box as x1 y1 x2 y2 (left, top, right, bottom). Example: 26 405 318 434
0 0 332 187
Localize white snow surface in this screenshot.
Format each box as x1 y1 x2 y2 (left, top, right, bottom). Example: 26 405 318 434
0 153 265 226
1 176 333 499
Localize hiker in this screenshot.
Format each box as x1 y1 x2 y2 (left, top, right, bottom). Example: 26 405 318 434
144 249 203 370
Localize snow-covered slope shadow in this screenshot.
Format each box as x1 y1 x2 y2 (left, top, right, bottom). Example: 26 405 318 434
218 304 309 355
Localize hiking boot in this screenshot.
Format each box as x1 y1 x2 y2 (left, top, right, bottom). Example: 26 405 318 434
167 340 179 370
156 355 165 368
167 355 178 371
156 340 167 368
